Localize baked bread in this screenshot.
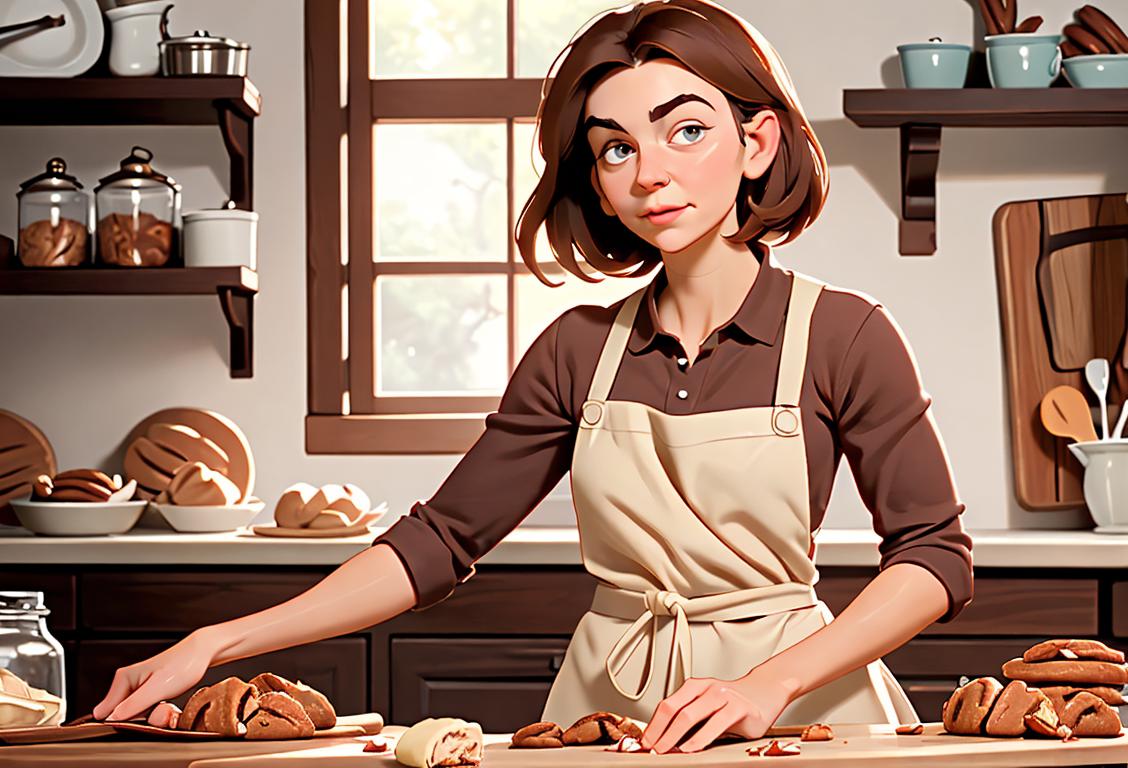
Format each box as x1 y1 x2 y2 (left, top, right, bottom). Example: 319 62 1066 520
159 462 242 506
178 677 257 737
244 691 315 740
124 422 233 500
942 677 1003 735
985 681 1053 737
1002 657 1128 686
1060 691 1123 737
1023 639 1125 664
248 672 336 729
0 668 64 727
562 711 644 745
395 717 483 767
511 721 564 748
273 483 370 529
31 469 136 504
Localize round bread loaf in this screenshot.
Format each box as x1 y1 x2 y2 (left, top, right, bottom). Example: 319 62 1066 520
396 717 483 768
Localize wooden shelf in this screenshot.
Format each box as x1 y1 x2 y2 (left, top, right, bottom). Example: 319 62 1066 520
0 267 258 378
843 88 1128 255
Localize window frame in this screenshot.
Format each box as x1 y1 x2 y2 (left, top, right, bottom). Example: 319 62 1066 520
304 0 565 454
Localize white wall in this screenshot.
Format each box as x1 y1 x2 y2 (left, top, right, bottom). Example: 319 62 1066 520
1 0 1112 535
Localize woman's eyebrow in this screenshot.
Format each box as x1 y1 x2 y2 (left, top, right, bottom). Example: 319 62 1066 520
583 93 714 136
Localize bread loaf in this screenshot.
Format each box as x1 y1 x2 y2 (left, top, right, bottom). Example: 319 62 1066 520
244 691 315 740
178 677 257 737
396 717 483 768
161 462 242 506
248 672 336 729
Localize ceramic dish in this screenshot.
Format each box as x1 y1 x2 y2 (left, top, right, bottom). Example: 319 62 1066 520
10 498 146 536
151 499 265 533
0 0 104 77
1063 54 1128 88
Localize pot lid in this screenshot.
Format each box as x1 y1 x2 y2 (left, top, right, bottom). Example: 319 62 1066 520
95 146 179 191
159 29 249 50
18 157 83 195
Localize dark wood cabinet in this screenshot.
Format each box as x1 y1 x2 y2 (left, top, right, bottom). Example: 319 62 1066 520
1 563 1123 731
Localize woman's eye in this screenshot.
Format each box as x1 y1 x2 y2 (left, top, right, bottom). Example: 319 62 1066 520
602 143 635 165
672 125 708 145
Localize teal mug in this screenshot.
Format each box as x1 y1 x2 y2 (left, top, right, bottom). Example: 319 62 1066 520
985 33 1063 87
897 41 972 88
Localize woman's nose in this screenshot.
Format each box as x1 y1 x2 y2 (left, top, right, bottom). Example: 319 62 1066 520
634 148 670 191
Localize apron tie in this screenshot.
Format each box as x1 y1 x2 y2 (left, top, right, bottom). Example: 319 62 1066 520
596 582 821 702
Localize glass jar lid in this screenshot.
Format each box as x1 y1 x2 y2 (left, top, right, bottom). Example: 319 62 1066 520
18 158 83 197
0 591 49 616
95 146 180 192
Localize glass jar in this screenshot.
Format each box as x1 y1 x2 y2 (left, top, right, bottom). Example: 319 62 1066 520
16 158 92 268
95 145 181 267
0 591 66 724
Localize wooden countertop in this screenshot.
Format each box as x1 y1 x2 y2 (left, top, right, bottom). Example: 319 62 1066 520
1 723 1125 767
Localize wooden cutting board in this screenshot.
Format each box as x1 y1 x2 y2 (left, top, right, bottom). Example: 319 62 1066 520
994 192 1128 510
187 722 1128 768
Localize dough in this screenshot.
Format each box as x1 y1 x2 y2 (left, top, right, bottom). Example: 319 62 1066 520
395 717 483 767
0 669 63 726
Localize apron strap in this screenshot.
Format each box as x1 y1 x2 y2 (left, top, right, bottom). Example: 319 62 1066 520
587 286 647 404
773 274 825 408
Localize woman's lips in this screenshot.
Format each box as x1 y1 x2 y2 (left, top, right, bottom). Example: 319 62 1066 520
643 205 688 225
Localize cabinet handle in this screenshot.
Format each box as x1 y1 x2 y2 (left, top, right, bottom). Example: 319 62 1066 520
549 654 564 672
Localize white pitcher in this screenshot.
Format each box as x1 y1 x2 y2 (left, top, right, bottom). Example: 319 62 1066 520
105 1 174 77
1068 440 1128 533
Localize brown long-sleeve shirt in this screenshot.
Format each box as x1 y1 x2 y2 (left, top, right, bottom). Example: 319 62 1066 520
373 246 974 621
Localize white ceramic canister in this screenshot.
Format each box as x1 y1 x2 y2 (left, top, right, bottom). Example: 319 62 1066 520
183 208 258 269
1067 440 1128 534
105 1 174 77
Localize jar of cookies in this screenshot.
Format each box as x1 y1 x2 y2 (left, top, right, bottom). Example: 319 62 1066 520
16 158 91 268
0 591 66 726
94 146 181 267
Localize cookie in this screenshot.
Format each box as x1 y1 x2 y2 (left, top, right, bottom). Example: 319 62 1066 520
943 677 1003 735
1002 658 1128 686
1023 639 1125 664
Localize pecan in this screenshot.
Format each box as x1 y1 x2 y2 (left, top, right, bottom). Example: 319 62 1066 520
800 723 834 741
1023 696 1064 738
749 739 801 756
895 723 924 735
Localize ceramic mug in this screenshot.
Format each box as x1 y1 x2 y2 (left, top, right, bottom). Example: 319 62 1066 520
897 42 971 88
985 33 1062 88
105 1 174 77
1068 440 1128 533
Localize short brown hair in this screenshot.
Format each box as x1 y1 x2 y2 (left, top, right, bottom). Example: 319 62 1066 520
515 0 829 285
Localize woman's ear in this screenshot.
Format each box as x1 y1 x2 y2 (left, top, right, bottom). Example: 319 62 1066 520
589 166 617 216
740 108 781 182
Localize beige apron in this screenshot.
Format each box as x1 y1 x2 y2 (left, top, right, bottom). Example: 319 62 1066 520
541 271 919 729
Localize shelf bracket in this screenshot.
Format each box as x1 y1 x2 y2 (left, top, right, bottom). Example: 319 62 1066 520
217 104 254 210
217 287 254 378
899 123 942 256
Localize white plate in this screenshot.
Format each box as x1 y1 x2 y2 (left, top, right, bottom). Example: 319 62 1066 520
0 0 104 77
10 498 147 536
152 500 266 533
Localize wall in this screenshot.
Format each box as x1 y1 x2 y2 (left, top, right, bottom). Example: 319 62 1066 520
2 0 1116 534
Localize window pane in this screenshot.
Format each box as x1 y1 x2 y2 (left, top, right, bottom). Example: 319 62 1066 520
372 0 506 78
515 272 650 361
376 275 508 395
516 0 620 78
374 123 507 262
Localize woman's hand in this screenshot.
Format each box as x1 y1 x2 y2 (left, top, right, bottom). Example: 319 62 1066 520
639 670 800 754
92 628 221 722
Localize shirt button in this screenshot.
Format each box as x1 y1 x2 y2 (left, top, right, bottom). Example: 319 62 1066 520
676 356 688 367
676 389 688 400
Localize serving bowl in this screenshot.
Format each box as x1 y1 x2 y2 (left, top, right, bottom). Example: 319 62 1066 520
1063 54 1128 88
151 499 265 533
10 498 147 536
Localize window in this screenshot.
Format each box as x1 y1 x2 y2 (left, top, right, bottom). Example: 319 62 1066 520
306 0 645 453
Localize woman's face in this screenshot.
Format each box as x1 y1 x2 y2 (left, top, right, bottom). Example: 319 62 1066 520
583 58 778 255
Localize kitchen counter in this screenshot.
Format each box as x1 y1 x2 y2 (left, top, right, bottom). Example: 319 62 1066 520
0 525 1125 568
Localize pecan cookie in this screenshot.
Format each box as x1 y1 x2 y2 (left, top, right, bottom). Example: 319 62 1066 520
1002 658 1128 686
1023 639 1125 664
562 711 643 745
510 721 564 748
1041 684 1127 714
942 676 1003 735
1060 691 1124 738
985 681 1053 737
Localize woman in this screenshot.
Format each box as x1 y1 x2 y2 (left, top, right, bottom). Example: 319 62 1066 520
94 0 972 754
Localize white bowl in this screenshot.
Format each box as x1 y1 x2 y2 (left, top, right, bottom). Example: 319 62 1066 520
152 500 266 533
10 498 147 536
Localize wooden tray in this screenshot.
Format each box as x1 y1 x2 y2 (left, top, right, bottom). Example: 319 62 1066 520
0 712 383 746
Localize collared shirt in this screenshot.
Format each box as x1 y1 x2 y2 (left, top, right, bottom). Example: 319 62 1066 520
373 246 974 620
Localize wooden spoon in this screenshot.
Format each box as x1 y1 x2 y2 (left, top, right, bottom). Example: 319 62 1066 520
1040 385 1099 443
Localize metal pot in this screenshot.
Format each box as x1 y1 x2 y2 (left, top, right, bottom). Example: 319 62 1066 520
159 29 249 76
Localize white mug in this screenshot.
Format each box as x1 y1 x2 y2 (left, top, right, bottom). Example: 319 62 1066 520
105 1 174 77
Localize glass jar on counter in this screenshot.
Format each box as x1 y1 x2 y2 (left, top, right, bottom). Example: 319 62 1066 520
16 157 92 268
94 146 181 267
0 591 66 725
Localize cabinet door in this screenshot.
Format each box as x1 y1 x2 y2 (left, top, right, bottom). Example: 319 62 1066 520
73 638 367 718
391 637 570 733
1113 582 1128 638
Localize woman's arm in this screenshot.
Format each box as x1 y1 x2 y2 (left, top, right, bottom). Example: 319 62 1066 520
93 543 416 721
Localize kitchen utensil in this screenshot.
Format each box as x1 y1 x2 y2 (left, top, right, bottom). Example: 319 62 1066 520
1084 358 1111 439
1040 385 1099 443
159 29 250 76
985 33 1063 87
897 39 971 88
0 13 65 38
1068 441 1128 533
0 0 102 77
104 0 172 76
183 207 258 269
10 499 146 536
17 157 91 268
1114 399 1128 439
151 499 264 533
250 502 389 538
94 146 180 267
1064 53 1128 87
0 410 56 528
